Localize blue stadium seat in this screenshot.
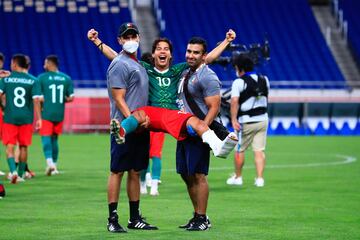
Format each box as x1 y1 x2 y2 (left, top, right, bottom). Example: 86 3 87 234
0 1 132 87
156 0 346 88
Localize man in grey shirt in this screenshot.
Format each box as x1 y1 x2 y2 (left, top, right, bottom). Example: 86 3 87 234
106 22 157 233
176 37 222 231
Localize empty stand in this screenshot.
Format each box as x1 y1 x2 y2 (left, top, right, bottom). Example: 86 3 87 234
155 0 346 88
0 0 132 87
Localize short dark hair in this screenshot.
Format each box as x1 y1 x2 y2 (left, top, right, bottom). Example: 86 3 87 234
188 37 207 53
140 52 154 65
25 55 31 69
0 52 4 62
12 54 27 69
46 55 59 67
233 54 254 72
151 38 173 54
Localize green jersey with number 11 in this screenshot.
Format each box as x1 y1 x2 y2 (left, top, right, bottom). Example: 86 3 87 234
38 71 74 122
0 71 41 125
141 62 188 110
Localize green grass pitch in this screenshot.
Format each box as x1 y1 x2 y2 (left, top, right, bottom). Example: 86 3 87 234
0 135 359 240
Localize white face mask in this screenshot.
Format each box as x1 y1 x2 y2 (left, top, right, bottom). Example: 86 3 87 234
123 40 139 54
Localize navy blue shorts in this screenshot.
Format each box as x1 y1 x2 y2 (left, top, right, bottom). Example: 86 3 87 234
176 137 210 175
110 131 150 173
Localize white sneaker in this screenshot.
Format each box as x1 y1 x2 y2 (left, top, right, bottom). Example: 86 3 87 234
145 172 152 187
0 171 5 176
254 178 265 187
226 174 243 186
150 180 159 196
214 132 238 158
140 181 147 194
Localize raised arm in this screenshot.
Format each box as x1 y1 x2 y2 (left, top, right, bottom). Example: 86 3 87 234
205 29 236 64
87 28 118 61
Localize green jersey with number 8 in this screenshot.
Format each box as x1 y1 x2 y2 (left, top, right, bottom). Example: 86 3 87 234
38 71 74 122
0 71 41 125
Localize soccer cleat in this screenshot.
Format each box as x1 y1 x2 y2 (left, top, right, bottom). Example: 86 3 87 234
214 132 238 158
226 174 243 186
107 214 127 233
145 172 152 187
27 170 36 178
45 166 55 176
254 178 265 187
150 188 159 196
10 172 18 184
110 119 126 144
186 215 209 231
0 184 5 198
15 177 25 183
51 169 60 175
24 171 33 179
127 218 158 230
0 170 5 176
140 181 147 194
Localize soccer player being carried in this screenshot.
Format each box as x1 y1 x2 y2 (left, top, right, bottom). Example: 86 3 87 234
0 54 42 184
38 55 74 176
88 29 236 195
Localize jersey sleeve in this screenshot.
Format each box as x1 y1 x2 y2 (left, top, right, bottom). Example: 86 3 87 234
0 78 5 94
231 79 245 98
66 76 74 97
108 60 129 89
32 78 42 98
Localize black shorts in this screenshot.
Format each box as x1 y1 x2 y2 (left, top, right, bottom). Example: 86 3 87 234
176 137 210 175
110 131 150 173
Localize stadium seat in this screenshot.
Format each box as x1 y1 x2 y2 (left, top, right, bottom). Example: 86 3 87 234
155 0 346 88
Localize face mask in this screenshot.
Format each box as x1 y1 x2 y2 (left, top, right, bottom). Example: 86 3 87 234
123 40 139 54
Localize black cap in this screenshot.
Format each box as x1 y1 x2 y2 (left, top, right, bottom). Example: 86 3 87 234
118 22 139 37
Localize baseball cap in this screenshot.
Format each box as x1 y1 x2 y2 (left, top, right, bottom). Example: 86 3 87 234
118 22 139 37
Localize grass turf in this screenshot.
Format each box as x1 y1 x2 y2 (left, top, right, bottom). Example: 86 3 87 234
0 135 359 240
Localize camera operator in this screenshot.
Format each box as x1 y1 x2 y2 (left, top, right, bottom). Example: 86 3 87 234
226 54 270 187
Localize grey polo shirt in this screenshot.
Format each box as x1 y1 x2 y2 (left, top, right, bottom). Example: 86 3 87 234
107 52 149 121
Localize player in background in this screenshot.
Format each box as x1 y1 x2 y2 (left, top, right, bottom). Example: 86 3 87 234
0 52 7 178
14 55 37 179
0 52 9 198
0 54 42 184
88 28 236 195
38 55 74 176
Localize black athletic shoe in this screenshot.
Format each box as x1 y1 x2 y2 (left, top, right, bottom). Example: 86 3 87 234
179 214 211 229
107 214 127 233
0 184 5 198
186 215 209 231
179 215 196 229
127 218 158 230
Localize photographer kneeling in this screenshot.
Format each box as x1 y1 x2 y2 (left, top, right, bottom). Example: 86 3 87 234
226 54 270 187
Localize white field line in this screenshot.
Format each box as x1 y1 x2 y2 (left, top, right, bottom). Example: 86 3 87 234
162 154 357 172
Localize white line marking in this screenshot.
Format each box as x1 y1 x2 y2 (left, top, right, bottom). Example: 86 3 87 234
161 154 357 172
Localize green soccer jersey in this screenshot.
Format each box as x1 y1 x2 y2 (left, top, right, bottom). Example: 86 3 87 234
141 62 188 110
0 71 41 125
38 71 74 122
